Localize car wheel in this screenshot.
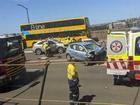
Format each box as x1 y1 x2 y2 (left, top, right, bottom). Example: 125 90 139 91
58 47 64 54
84 60 89 66
35 49 42 55
66 54 71 61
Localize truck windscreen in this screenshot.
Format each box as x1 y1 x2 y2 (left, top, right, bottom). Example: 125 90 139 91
0 37 22 58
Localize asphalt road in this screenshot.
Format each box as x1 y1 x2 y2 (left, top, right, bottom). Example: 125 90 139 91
0 51 140 105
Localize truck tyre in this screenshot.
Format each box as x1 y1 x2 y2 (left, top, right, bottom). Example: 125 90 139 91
35 49 42 55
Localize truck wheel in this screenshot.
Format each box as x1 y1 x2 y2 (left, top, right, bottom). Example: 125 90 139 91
35 49 42 55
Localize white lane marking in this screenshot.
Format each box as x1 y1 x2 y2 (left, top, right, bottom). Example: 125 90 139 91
0 97 127 105
24 51 33 53
26 69 42 71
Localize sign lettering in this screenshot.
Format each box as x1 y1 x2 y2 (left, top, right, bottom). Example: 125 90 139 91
31 24 45 30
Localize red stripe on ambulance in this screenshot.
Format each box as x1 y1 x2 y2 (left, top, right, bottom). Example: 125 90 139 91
107 59 127 70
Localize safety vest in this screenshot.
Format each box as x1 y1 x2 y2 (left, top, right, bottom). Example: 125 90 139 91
67 63 78 80
107 31 140 80
42 42 49 50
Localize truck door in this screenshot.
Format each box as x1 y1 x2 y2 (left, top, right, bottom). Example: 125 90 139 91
107 33 128 75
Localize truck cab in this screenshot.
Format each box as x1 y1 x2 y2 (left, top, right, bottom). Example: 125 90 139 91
0 34 26 87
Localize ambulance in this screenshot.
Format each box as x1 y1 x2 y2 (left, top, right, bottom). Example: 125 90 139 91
107 28 140 85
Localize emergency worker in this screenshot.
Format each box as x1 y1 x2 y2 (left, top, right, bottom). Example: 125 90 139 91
23 39 27 49
67 57 79 105
42 41 51 57
64 36 72 46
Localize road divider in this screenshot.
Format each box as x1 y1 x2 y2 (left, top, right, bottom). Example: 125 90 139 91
24 51 33 53
0 58 107 67
0 97 127 105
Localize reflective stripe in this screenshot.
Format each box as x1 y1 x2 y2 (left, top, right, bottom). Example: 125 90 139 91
116 59 123 70
107 69 129 75
107 59 127 71
112 59 118 69
120 59 127 69
108 59 115 70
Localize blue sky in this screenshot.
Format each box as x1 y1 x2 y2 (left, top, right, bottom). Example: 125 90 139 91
0 0 140 34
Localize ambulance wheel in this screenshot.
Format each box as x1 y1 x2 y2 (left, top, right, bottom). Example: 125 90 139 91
113 75 119 85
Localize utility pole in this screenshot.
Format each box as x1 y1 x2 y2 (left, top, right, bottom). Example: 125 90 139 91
17 4 30 23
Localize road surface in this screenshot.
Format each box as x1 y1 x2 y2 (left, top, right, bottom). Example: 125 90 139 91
0 52 140 105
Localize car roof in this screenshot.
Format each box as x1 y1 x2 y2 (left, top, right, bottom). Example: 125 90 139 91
70 42 92 46
82 38 93 41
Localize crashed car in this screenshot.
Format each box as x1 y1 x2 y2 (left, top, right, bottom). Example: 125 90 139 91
66 42 106 64
82 38 106 49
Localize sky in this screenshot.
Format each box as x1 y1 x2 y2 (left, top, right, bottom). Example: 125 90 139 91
0 0 140 34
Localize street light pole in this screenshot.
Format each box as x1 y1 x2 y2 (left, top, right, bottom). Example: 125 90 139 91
17 4 30 23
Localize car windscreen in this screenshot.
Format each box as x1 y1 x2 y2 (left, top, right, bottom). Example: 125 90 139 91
0 37 22 58
52 40 62 43
84 40 101 46
84 43 101 52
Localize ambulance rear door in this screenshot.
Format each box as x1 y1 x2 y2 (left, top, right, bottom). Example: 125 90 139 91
107 32 129 75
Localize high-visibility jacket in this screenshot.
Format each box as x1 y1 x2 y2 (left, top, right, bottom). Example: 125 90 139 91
67 63 78 80
42 42 49 50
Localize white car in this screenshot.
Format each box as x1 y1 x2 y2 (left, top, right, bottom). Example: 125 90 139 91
32 40 65 55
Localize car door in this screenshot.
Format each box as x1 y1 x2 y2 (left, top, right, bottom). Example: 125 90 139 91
35 41 45 52
76 45 87 61
68 44 79 59
48 40 57 52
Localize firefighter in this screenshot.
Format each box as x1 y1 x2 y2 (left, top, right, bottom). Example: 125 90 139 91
42 41 51 57
67 57 79 105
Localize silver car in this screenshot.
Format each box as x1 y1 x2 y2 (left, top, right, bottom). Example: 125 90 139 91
66 42 106 63
32 40 65 55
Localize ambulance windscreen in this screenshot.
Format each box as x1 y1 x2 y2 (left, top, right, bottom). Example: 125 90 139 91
0 37 23 58
135 37 140 56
